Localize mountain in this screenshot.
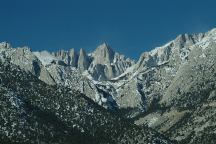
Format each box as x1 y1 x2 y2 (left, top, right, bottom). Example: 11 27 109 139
0 58 172 143
0 42 135 110
1 27 216 143
131 28 216 143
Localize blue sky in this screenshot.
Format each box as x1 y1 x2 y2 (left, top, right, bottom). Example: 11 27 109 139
0 0 216 59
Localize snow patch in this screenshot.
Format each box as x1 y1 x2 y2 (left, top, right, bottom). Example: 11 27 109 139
148 117 158 127
33 51 57 66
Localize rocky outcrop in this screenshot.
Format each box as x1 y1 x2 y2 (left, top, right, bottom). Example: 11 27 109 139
92 43 115 65
52 48 78 67
78 48 90 71
88 43 134 80
0 44 55 85
69 48 78 66
0 42 10 49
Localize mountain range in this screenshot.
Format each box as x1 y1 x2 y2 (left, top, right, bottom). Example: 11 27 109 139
1 28 216 143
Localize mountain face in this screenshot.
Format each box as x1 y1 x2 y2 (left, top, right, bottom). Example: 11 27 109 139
132 28 216 143
88 43 133 80
1 28 216 143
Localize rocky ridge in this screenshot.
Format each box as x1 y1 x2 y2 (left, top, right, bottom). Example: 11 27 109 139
1 28 216 143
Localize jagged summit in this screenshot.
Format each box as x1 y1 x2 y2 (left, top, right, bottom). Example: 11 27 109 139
29 43 134 81
92 42 115 65
95 42 114 53
0 41 11 49
68 48 78 67
135 30 211 71
174 33 205 48
78 48 90 71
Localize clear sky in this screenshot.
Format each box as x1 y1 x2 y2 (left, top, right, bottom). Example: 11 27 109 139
0 0 216 59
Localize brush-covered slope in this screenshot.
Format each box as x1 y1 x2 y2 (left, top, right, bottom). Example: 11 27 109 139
0 59 173 144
